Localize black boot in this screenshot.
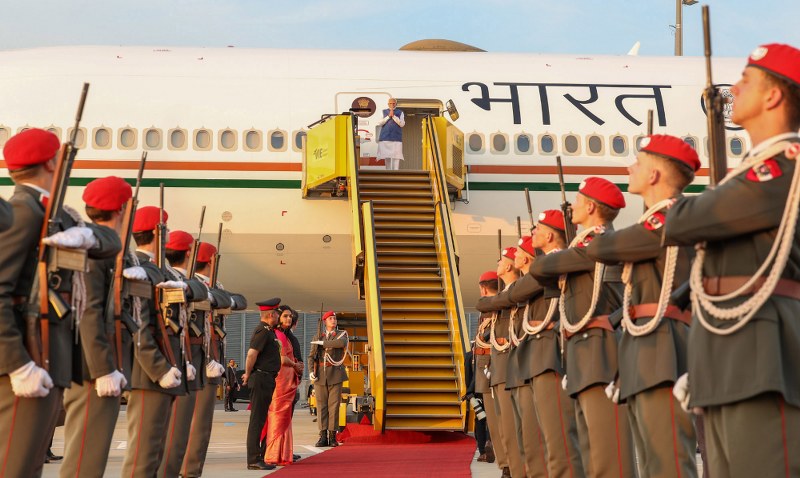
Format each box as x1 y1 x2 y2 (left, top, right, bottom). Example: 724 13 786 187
328 430 338 447
315 430 329 447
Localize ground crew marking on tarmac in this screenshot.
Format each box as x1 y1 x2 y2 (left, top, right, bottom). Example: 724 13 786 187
116 441 127 450
300 445 324 454
223 422 236 426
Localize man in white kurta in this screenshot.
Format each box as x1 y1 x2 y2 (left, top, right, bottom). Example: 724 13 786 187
376 98 405 170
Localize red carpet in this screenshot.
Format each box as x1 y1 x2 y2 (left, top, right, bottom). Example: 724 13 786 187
268 423 476 477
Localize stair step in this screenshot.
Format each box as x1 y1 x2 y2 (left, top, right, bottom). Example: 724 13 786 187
374 213 434 222
371 204 435 213
360 181 431 190
383 404 461 415
375 239 435 247
383 336 452 345
383 324 450 333
382 316 449 323
386 391 458 402
375 250 437 257
386 380 457 391
379 284 444 293
386 371 457 380
378 265 440 274
384 345 453 354
375 230 433 238
385 356 455 366
374 223 434 231
361 191 432 199
378 270 442 279
378 277 443 286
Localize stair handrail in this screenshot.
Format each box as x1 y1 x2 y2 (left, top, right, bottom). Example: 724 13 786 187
346 113 366 290
361 200 387 432
434 200 470 429
423 115 461 271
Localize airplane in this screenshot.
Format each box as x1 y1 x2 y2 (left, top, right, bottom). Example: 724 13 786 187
0 41 750 314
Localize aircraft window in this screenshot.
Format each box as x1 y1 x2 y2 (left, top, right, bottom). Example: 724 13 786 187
539 134 556 154
515 134 533 154
244 129 262 152
0 126 9 147
490 133 508 154
467 133 484 153
17 127 30 133
93 127 112 149
587 135 603 155
729 137 744 157
144 128 162 150
46 126 62 140
293 130 307 152
67 127 87 149
563 135 580 155
682 136 697 150
194 129 212 151
268 129 287 152
118 127 137 150
611 135 627 156
219 129 237 151
633 135 647 152
169 128 188 150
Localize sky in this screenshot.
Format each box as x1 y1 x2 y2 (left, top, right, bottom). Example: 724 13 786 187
0 0 798 58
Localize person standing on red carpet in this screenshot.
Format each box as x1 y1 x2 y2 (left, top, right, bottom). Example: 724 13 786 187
309 311 349 447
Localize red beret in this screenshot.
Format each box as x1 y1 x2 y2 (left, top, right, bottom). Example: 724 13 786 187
166 230 193 251
640 134 700 172
479 271 498 283
197 242 216 263
133 206 169 233
579 177 626 210
517 236 535 256
501 246 517 261
322 311 336 321
747 43 800 87
537 209 569 233
2 128 60 170
82 176 132 211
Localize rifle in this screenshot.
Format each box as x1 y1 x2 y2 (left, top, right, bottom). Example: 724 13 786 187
524 187 534 233
671 6 728 310
555 156 576 244
497 229 503 291
112 152 147 371
647 109 654 136
187 206 206 279
313 302 324 379
516 216 522 240
29 83 89 370
208 223 226 363
154 183 179 366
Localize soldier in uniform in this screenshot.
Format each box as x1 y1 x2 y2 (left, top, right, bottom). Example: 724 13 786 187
477 244 549 478
60 176 132 478
529 210 586 478
243 298 282 471
0 196 12 232
476 247 525 478
0 129 121 477
665 43 800 477
182 241 248 478
158 230 215 478
474 271 504 472
531 178 636 478
309 311 349 447
587 135 700 477
121 206 189 477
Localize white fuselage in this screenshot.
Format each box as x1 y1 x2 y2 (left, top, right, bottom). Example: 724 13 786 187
0 46 749 311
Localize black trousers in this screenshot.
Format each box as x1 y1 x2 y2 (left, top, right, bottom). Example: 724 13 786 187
474 393 489 454
225 380 237 410
246 371 276 464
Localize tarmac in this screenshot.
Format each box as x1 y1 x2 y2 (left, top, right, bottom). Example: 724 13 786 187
44 399 704 477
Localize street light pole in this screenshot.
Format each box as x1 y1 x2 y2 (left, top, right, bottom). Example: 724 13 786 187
675 0 698 56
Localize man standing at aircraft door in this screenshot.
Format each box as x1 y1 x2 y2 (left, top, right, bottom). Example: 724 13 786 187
377 97 405 170
531 178 637 478
664 43 800 478
586 135 700 478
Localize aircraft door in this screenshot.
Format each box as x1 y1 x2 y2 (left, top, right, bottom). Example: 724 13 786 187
423 116 465 191
335 92 391 167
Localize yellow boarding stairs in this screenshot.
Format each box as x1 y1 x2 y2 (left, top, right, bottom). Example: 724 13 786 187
303 112 470 432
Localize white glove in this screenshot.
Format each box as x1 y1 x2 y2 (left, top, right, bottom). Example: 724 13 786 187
158 367 182 389
9 361 54 398
672 373 691 413
156 280 188 290
43 226 97 249
186 362 197 381
230 296 239 309
206 360 225 378
311 340 323 345
96 370 127 397
207 291 215 304
561 374 568 391
309 372 317 381
604 381 620 404
123 266 148 280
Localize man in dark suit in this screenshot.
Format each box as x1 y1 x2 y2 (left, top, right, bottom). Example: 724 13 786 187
225 359 240 411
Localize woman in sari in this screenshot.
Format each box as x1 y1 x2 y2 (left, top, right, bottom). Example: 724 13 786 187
261 306 302 465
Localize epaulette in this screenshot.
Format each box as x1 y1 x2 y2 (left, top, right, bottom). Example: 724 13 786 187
785 142 800 161
643 210 666 231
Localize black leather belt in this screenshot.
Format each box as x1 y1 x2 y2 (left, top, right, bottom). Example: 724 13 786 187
254 368 278 375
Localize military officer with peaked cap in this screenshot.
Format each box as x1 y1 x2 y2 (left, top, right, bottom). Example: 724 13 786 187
0 128 121 477
665 43 800 477
243 298 282 471
60 176 132 478
531 178 636 478
588 135 700 478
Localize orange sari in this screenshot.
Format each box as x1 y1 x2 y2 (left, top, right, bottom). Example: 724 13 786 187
261 329 299 465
